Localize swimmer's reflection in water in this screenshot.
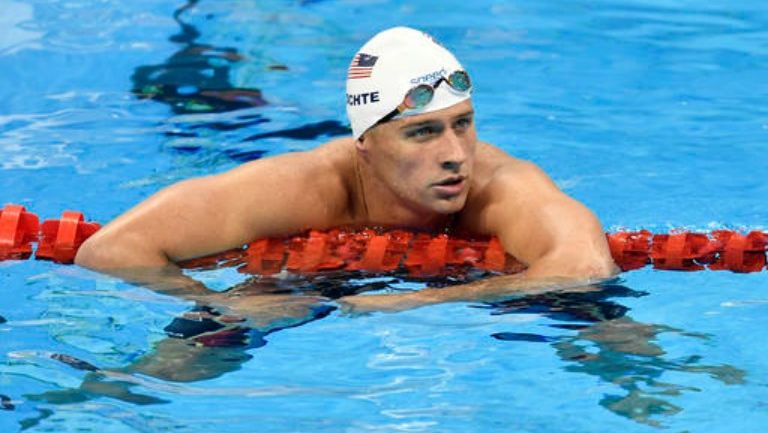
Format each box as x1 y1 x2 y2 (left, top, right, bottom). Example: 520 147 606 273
23 277 385 407
485 284 745 427
25 280 744 431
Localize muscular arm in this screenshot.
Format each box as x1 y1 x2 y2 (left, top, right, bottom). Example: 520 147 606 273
75 142 350 294
64 145 352 393
483 160 617 279
340 155 618 313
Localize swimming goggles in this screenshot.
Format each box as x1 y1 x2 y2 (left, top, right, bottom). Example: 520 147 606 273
376 70 472 125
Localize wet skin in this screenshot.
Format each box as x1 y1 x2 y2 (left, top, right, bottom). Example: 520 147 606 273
355 101 477 225
54 99 624 415
75 98 616 326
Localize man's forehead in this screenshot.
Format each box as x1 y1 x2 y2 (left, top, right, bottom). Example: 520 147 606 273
398 100 474 126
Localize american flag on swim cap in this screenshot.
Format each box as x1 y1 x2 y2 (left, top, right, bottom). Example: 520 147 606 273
347 53 378 79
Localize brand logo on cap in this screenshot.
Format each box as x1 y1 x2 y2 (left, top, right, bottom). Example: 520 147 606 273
410 68 448 85
348 53 378 80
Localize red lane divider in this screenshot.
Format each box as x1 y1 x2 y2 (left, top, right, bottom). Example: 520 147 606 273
606 230 651 271
237 229 524 277
709 230 767 273
187 229 768 276
0 204 39 260
650 232 717 271
609 230 768 273
37 211 101 264
0 204 101 264
2 203 767 275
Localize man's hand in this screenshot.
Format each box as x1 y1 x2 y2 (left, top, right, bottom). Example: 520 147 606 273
197 292 330 330
338 291 426 315
338 274 610 315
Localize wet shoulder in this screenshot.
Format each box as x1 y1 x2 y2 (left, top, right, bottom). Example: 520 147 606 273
235 136 355 181
222 137 356 223
305 137 358 186
461 142 549 233
287 137 358 221
472 141 541 189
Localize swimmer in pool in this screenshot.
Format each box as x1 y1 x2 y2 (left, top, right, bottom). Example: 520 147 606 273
75 27 618 315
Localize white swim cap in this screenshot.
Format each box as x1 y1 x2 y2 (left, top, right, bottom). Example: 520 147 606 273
345 27 471 140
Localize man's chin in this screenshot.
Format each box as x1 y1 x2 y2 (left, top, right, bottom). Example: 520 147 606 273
429 195 468 215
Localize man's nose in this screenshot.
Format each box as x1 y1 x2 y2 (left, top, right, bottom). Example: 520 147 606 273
439 129 468 172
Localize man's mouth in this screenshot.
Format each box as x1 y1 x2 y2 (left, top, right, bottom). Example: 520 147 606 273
432 176 466 197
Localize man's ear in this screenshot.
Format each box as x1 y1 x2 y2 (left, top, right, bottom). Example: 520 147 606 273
354 134 367 152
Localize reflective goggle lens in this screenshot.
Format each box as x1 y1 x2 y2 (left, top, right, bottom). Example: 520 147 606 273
403 84 434 109
374 70 472 127
447 70 471 92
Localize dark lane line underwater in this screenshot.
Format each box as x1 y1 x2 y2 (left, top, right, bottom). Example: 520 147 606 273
130 0 349 164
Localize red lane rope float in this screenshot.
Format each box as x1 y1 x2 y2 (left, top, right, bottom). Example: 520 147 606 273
709 230 767 273
0 204 100 264
191 229 768 276
236 229 527 278
1 203 767 274
37 210 101 264
0 204 39 260
609 230 768 273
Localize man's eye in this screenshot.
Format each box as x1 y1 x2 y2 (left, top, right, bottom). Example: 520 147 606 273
455 117 472 129
406 126 437 139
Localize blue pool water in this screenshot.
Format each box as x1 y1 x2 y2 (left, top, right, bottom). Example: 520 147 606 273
2 0 767 431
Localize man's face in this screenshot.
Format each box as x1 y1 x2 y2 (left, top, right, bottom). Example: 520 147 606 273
361 99 477 216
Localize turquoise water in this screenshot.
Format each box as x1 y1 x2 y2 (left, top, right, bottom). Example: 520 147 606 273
1 0 767 432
